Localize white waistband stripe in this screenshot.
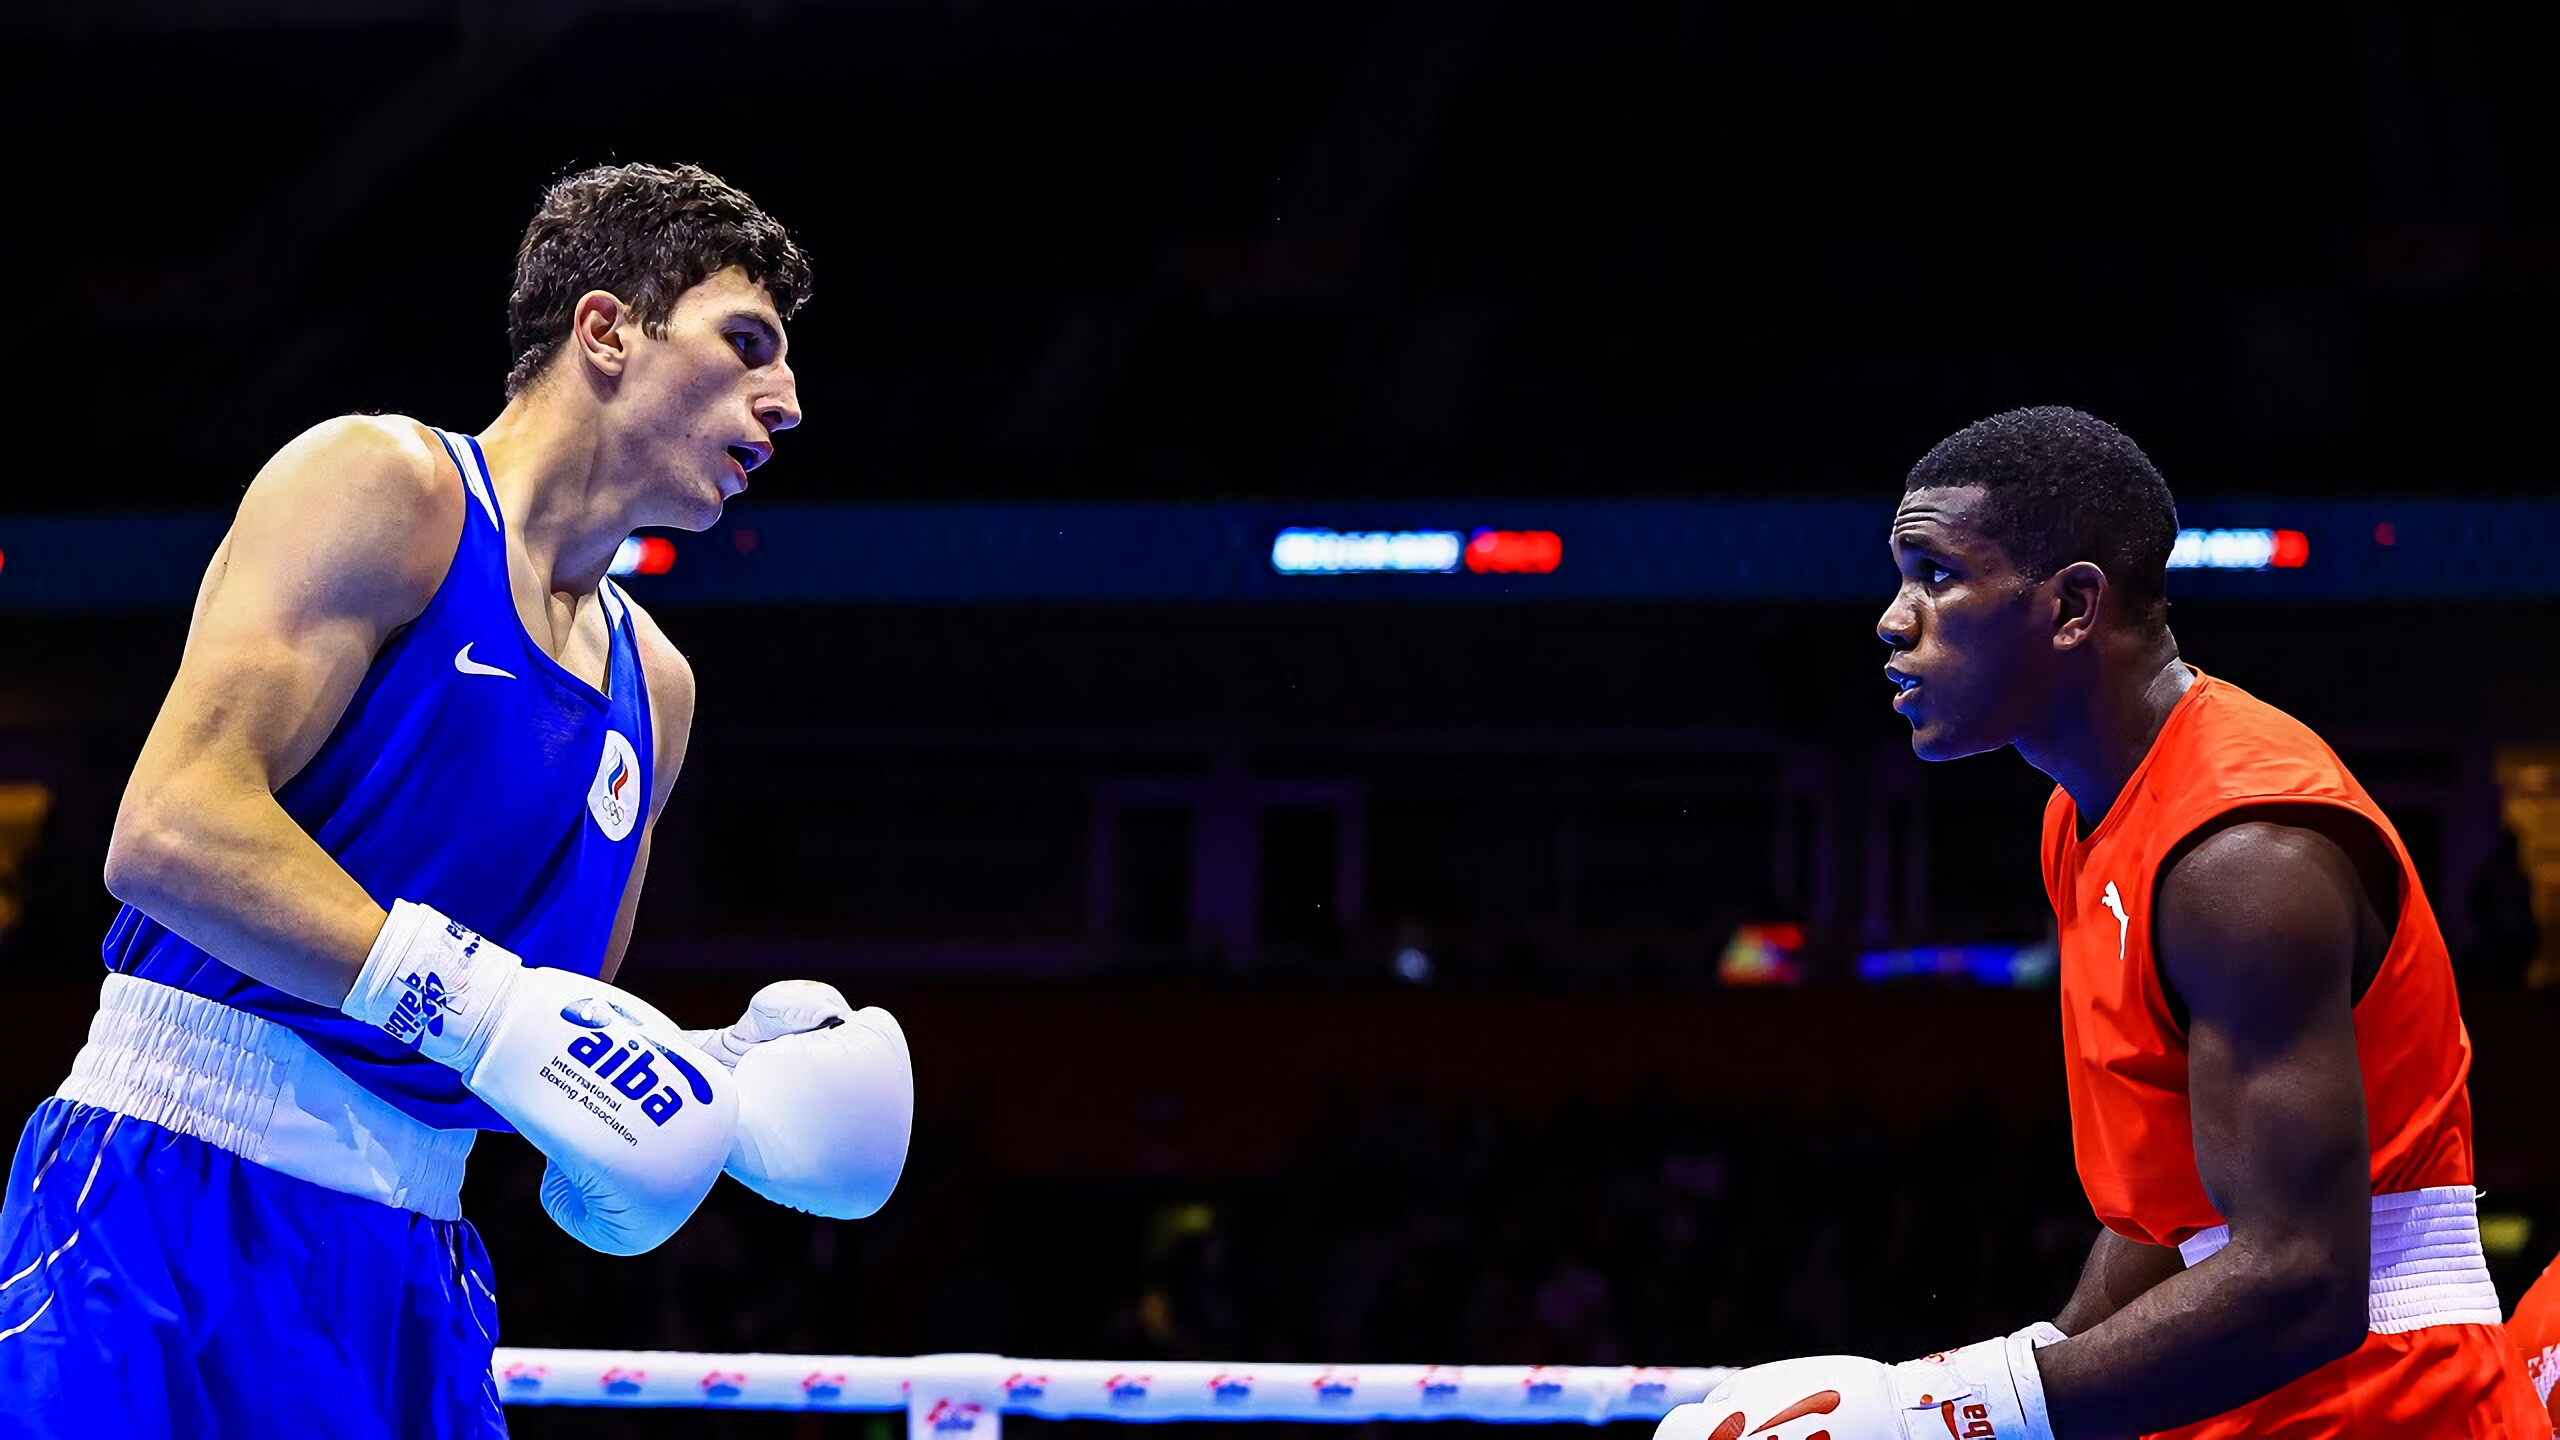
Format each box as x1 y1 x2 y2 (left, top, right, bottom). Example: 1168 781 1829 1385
57 974 473 1219
2177 1185 2504 1335
0 1113 118 1333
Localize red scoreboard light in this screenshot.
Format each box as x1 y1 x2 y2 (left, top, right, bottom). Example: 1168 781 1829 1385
2167 527 2309 572
609 535 676 576
1463 528 1562 574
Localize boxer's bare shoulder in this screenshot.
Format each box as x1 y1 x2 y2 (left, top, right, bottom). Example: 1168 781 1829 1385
189 413 463 642
125 415 467 864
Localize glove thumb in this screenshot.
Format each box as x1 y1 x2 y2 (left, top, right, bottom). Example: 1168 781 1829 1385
692 980 857 1067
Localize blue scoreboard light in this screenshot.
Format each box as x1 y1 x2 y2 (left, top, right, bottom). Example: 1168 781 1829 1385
2167 528 2308 571
4 498 2556 610
1268 528 1564 576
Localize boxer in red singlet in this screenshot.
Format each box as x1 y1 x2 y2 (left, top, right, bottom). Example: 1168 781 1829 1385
1655 407 2546 1439
2509 1254 2560 1433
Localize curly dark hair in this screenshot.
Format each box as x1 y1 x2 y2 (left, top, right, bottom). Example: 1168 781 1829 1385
505 162 813 397
1905 406 2179 624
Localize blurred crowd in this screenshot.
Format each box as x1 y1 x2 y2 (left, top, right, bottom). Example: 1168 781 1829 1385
1057 1088 2101 1371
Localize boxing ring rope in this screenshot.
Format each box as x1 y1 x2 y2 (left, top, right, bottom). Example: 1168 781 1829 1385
490 1349 1734 1431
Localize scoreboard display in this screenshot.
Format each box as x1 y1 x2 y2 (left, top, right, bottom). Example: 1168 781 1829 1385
4 499 2553 610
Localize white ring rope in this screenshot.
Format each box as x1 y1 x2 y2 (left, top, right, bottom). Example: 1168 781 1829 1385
491 1349 1735 1426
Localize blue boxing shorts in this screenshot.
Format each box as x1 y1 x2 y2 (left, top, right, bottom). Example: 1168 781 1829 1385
0 975 503 1438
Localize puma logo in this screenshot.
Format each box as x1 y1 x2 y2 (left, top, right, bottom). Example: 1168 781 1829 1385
2100 881 2129 959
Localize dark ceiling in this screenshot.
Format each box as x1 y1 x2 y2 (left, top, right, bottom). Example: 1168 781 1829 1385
6 2 2557 510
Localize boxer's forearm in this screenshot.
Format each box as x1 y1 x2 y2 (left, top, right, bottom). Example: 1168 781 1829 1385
2052 1229 2186 1336
106 777 385 1007
2036 1241 2366 1438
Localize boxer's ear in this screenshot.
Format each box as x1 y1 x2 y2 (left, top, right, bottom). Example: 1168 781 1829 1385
570 290 634 378
2050 560 2107 651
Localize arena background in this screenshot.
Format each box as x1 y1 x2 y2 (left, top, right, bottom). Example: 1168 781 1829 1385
3 3 2559 1436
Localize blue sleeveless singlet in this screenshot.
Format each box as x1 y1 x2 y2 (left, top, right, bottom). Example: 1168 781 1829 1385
102 426 655 1133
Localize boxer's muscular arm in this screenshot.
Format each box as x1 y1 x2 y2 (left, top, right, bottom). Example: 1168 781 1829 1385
2036 817 2375 1438
597 599 696 986
2052 1229 2186 1336
103 416 457 1006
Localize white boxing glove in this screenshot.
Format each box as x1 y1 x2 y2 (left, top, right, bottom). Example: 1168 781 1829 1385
342 900 737 1256
686 980 856 1068
725 1005 914 1219
1657 1356 1895 1440
1655 1325 2064 1440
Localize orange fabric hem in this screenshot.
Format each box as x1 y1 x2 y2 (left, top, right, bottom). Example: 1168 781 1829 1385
2138 1324 2547 1439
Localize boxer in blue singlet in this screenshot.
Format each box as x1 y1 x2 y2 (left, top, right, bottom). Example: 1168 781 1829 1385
0 164 913 1438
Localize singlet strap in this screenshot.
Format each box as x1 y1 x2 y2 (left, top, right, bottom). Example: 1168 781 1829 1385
598 576 631 633
426 426 502 532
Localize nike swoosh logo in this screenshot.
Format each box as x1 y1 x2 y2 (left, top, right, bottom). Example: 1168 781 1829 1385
453 643 517 679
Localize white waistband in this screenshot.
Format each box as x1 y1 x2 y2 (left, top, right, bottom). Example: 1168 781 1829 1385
2177 1186 2504 1335
57 973 473 1220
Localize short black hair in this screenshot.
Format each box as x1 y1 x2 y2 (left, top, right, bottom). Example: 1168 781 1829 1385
1904 406 2178 622
506 162 813 397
